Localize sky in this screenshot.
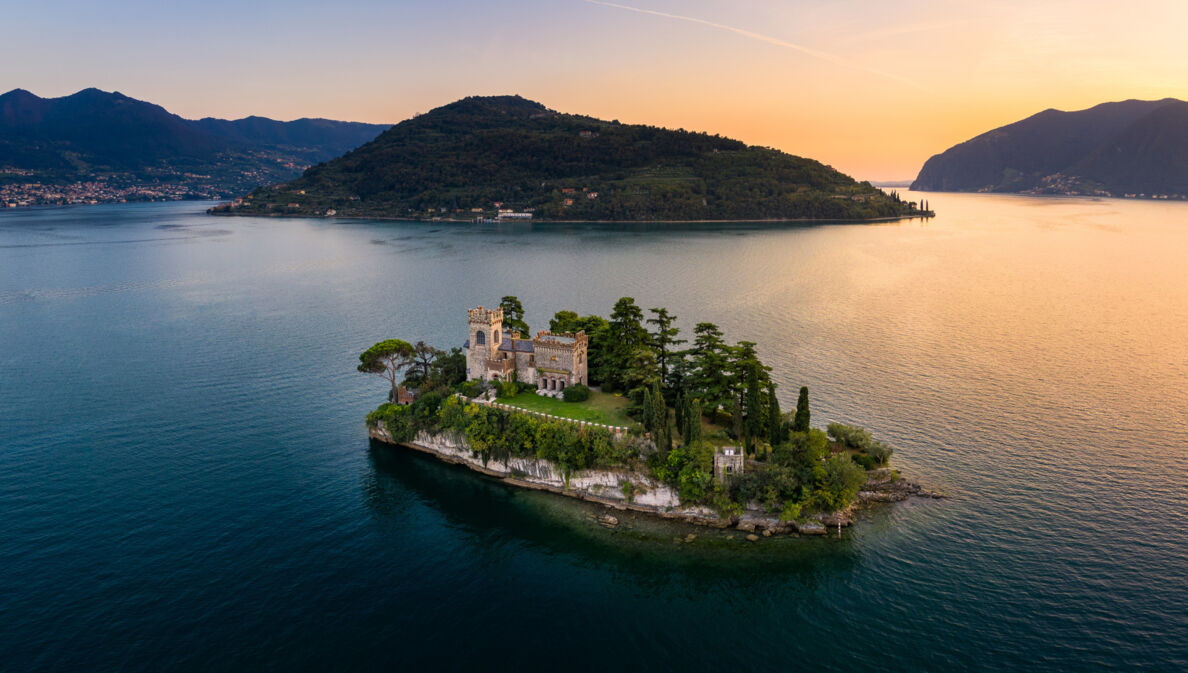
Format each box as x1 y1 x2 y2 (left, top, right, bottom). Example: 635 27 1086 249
4 0 1188 180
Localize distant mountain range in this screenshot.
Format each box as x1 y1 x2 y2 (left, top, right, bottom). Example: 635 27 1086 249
0 88 389 202
219 95 924 222
912 99 1188 198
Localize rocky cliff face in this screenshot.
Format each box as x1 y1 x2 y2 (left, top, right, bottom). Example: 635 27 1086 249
368 425 892 536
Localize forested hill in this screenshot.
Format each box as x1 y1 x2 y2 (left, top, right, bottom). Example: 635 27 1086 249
0 88 389 194
912 98 1188 197
219 95 924 221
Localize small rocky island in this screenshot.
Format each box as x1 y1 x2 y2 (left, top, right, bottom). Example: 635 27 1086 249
363 297 940 537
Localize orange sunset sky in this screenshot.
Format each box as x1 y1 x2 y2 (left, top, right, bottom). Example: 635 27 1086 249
5 0 1188 180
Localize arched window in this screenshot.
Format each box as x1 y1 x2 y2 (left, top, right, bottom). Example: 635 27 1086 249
475 330 486 345
494 332 500 344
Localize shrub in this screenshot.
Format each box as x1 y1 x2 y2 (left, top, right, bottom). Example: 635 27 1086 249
562 383 591 402
457 380 484 398
366 403 416 443
852 453 878 470
496 380 519 398
811 454 868 511
827 422 873 451
867 439 894 465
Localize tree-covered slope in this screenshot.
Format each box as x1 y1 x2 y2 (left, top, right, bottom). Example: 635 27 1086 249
0 88 389 193
912 98 1188 196
223 95 921 221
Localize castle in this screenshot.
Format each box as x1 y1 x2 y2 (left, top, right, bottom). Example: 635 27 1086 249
464 306 589 395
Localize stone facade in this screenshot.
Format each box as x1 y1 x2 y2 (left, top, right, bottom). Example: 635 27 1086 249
464 305 588 394
714 447 745 481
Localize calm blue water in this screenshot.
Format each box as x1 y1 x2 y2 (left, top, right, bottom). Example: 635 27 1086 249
1 196 1186 671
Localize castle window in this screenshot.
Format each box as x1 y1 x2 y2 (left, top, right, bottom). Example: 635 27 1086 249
475 330 486 345
495 332 500 344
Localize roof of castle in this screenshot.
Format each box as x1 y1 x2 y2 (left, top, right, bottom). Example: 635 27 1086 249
462 330 536 353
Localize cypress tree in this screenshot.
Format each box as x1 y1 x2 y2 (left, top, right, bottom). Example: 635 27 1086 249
650 381 670 453
767 381 781 446
686 398 702 444
679 390 689 442
744 362 762 454
793 386 811 432
641 387 654 432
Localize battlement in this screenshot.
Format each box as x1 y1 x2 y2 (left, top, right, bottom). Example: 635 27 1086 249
468 306 503 324
533 330 588 348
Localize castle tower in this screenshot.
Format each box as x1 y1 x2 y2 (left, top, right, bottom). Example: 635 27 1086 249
466 306 503 380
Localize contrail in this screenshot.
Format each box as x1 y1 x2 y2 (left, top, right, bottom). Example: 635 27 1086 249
583 0 920 88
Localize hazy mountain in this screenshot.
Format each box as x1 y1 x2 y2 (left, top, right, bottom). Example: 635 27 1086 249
224 95 922 221
912 99 1188 196
0 88 389 194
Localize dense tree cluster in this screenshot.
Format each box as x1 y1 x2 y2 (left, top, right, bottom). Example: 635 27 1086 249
360 294 896 516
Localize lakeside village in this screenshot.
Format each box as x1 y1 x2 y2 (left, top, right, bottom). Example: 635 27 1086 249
0 174 229 208
362 298 939 536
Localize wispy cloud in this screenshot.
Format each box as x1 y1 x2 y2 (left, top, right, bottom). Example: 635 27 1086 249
583 0 921 88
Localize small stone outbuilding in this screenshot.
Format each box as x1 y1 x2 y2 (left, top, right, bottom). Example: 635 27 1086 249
714 447 744 481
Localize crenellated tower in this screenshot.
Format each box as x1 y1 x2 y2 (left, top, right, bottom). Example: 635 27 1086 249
466 306 503 380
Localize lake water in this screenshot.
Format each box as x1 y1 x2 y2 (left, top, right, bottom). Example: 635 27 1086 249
1 194 1185 671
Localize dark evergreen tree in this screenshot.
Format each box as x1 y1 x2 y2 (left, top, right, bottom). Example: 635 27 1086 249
686 398 702 445
646 307 685 395
674 389 686 441
649 381 670 454
767 381 782 446
793 386 811 432
744 360 762 454
499 296 530 335
601 297 649 390
640 386 655 431
689 322 730 411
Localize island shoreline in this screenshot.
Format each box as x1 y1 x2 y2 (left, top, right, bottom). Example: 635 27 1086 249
370 425 942 537
209 210 935 225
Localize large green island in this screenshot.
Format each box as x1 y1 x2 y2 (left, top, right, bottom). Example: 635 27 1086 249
213 95 931 222
363 297 939 537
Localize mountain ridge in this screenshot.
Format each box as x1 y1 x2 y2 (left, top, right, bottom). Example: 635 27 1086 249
0 88 390 201
912 98 1188 197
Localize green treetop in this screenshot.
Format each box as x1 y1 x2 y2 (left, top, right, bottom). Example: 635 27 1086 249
500 296 530 335
358 339 415 402
646 307 685 396
793 386 811 433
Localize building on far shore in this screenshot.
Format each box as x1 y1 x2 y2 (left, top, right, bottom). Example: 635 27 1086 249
464 306 588 395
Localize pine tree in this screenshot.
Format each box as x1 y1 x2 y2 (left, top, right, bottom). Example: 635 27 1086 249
646 307 685 395
793 386 811 432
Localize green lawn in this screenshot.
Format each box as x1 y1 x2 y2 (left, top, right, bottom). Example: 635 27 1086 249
497 390 635 427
